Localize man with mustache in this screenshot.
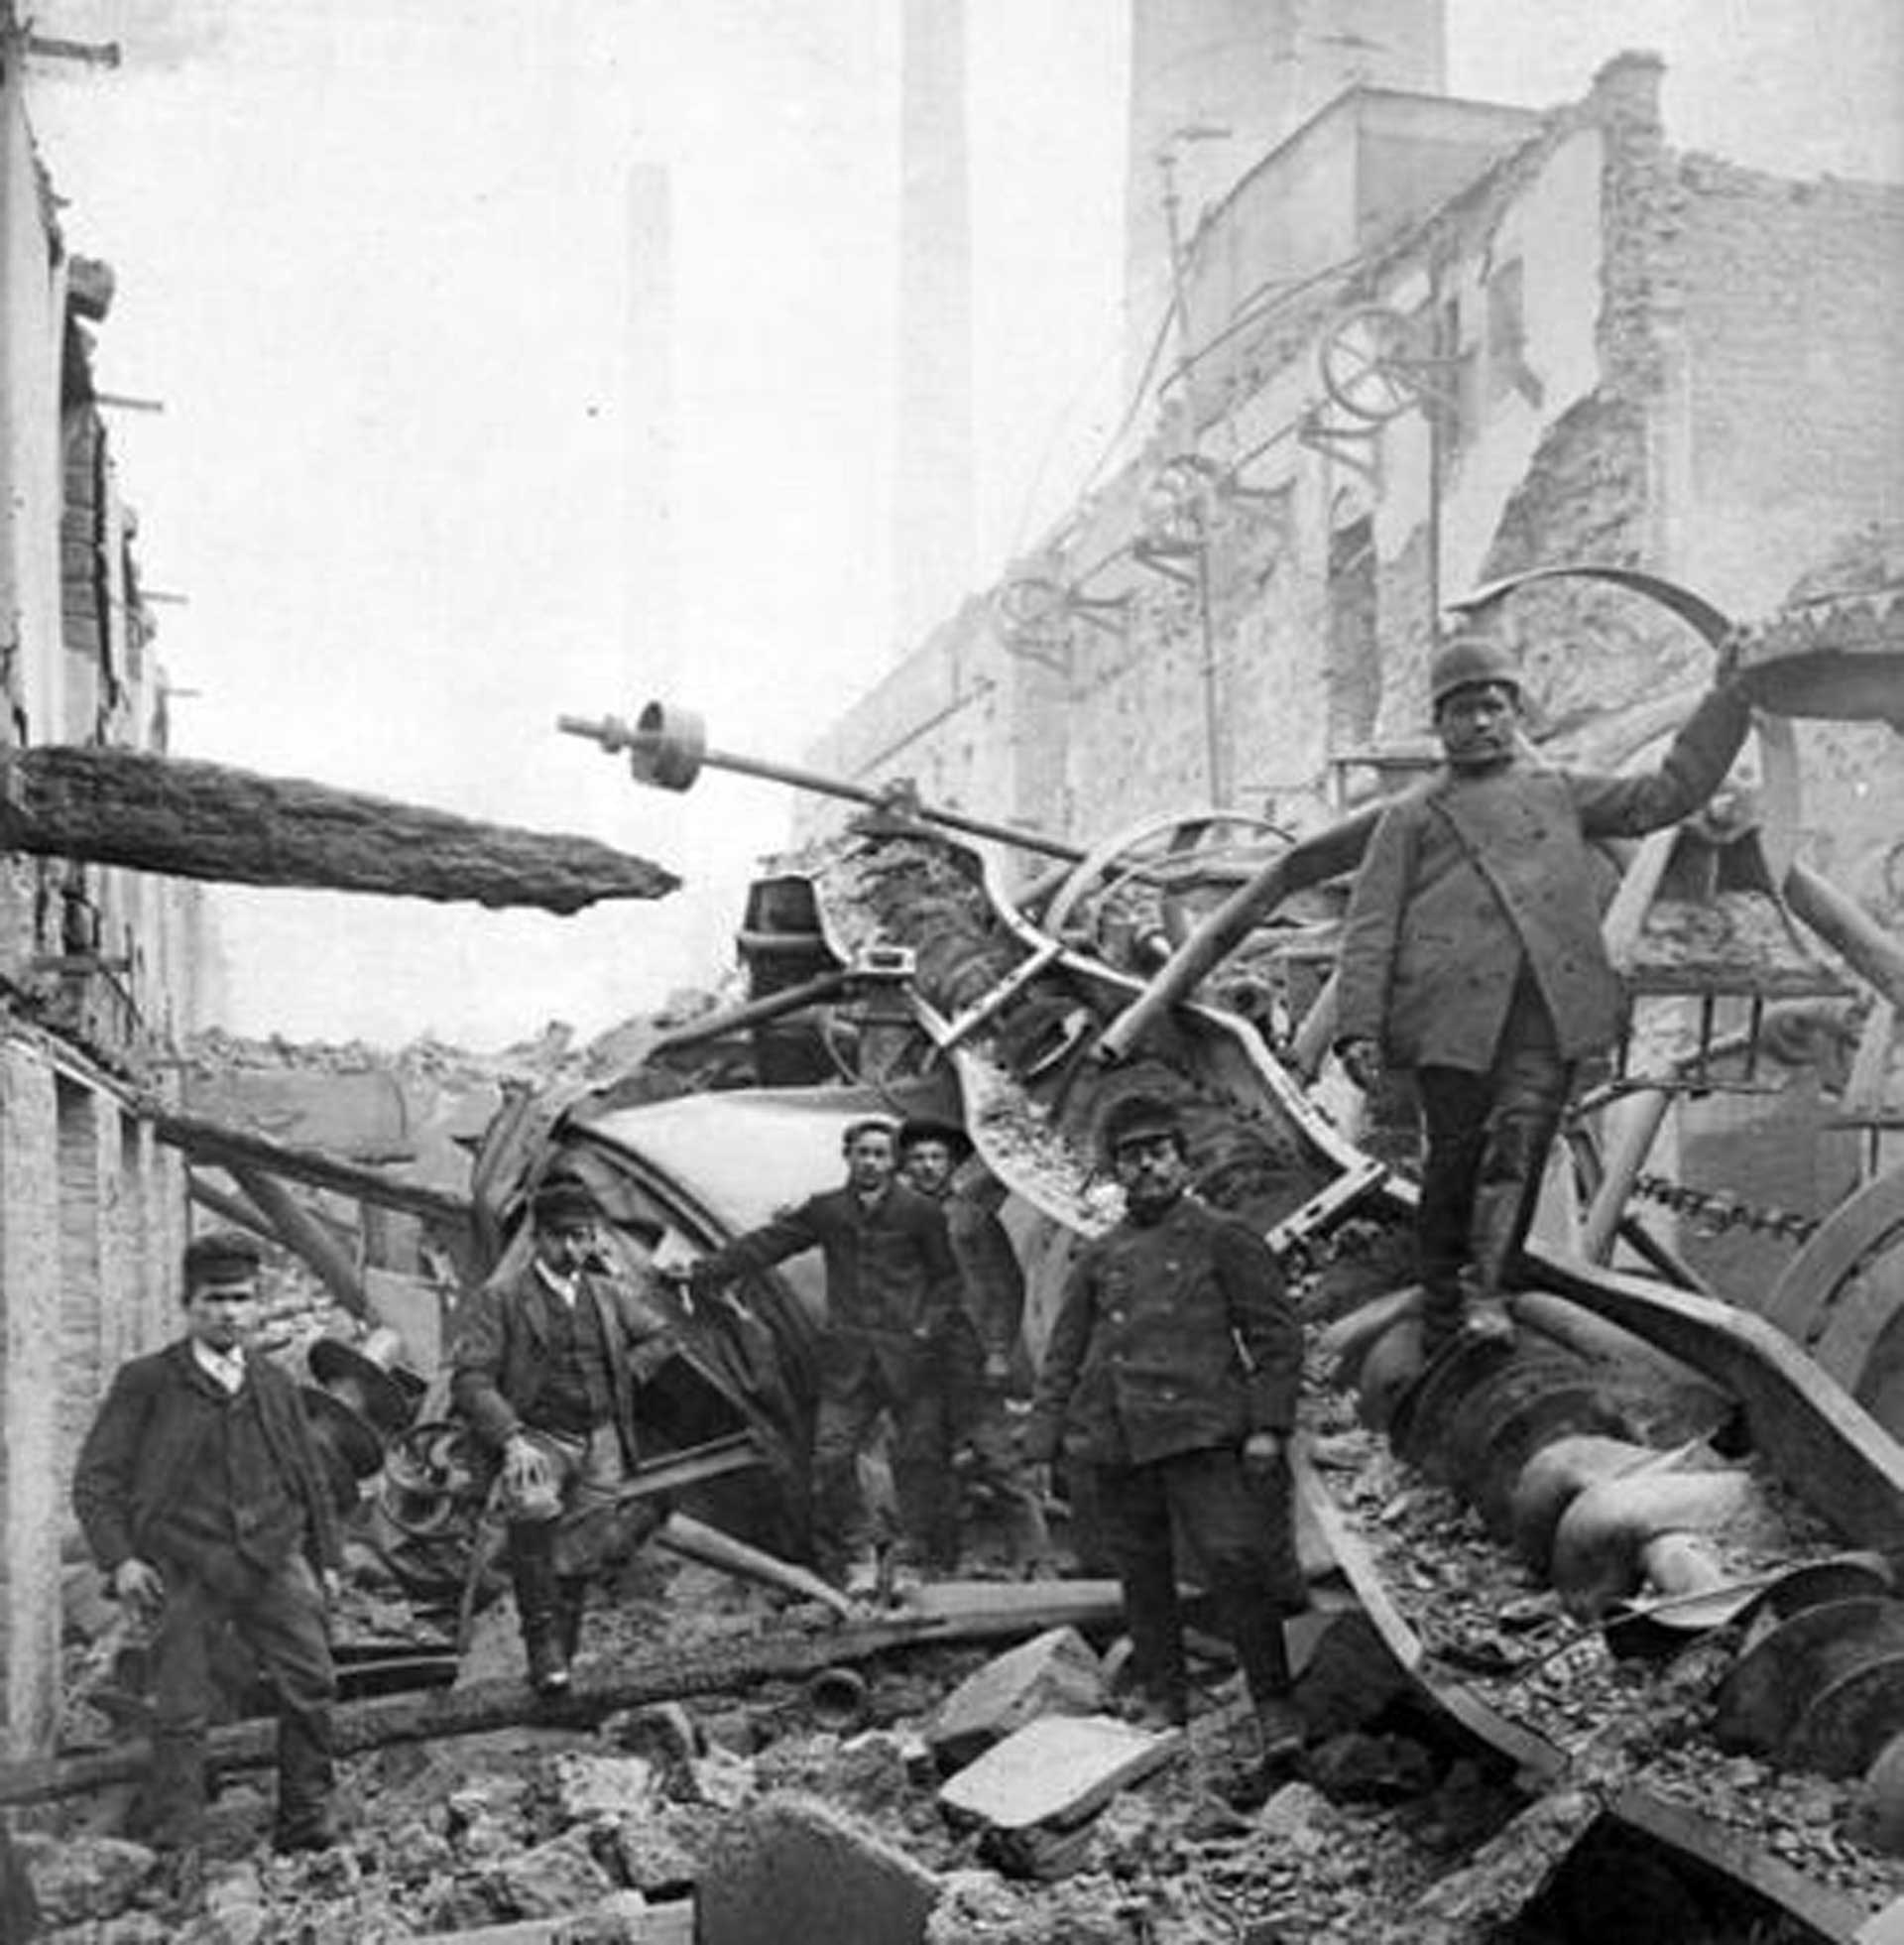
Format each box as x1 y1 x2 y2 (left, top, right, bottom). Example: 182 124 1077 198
1021 1093 1306 1774
1334 630 1752 1353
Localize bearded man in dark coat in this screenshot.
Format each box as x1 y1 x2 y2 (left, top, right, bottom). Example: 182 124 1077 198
1335 631 1752 1351
1021 1094 1306 1772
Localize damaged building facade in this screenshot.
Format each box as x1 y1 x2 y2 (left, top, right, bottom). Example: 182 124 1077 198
0 39 207 1756
803 52 1904 907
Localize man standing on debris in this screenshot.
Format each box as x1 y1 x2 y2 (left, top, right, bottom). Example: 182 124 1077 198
1334 630 1752 1353
72 1231 343 1857
897 1116 1050 1570
1021 1093 1306 1769
682 1116 962 1598
451 1175 679 1694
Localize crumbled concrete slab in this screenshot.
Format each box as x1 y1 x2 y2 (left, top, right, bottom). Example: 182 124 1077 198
695 1791 940 1945
926 1628 1106 1770
936 1714 1184 1834
550 1751 661 1822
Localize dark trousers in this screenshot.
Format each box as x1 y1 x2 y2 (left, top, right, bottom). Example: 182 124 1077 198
1094 1446 1292 1716
147 1553 335 1847
813 1373 955 1574
1416 1020 1573 1341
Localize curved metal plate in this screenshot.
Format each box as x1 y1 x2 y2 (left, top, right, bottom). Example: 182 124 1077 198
1449 565 1736 649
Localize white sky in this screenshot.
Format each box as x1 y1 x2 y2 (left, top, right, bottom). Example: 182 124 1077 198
22 0 1903 1048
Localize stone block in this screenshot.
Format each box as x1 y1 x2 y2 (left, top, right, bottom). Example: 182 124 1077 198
937 1714 1183 1835
550 1751 661 1823
492 1827 616 1918
16 1830 157 1924
696 1791 940 1945
926 1626 1106 1769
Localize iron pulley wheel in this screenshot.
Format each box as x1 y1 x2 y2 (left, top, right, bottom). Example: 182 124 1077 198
1319 304 1447 424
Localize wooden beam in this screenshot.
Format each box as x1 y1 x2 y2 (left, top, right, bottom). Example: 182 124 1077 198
186 1173 275 1242
154 1110 471 1228
0 1584 1128 1806
229 1163 368 1319
0 745 677 912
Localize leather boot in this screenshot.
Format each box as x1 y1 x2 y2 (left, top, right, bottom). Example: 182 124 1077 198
554 1578 589 1668
509 1523 568 1694
271 1707 337 1853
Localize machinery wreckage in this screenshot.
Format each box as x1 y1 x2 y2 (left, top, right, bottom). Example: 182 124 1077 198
16 561 1904 1941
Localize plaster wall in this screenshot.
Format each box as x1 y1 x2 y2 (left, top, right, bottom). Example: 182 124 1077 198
0 65 63 748
0 1042 62 1757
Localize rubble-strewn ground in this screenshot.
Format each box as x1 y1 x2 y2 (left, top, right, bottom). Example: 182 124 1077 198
38 1483 1881 1945
26 1534 1555 1945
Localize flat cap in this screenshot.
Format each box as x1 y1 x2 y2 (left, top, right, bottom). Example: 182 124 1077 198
530 1174 601 1226
896 1116 974 1162
183 1229 264 1287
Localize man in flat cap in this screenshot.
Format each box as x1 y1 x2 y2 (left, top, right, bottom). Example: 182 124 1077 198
1335 630 1752 1353
73 1230 343 1858
683 1116 962 1598
897 1116 1049 1570
452 1174 679 1694
1022 1094 1306 1772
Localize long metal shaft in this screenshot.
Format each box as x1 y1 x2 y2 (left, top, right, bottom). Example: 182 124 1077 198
557 712 1086 866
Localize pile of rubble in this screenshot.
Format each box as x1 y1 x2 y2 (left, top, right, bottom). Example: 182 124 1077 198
20 1539 1556 1945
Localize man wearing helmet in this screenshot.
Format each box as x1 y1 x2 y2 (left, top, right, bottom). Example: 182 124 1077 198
1334 630 1752 1353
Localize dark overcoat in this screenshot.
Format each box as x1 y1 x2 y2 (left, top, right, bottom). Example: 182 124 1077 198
72 1341 342 1579
696 1181 961 1398
1335 682 1751 1071
450 1264 678 1464
1023 1194 1300 1469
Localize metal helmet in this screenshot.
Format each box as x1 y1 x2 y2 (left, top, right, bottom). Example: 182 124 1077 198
1429 633 1521 709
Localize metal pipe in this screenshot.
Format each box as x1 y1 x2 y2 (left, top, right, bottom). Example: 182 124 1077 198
1785 861 1904 1013
1578 1087 1677 1266
647 970 851 1056
558 709 1087 866
1095 802 1383 1063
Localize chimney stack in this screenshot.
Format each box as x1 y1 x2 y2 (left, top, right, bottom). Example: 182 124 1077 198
1125 0 1447 385
894 0 976 652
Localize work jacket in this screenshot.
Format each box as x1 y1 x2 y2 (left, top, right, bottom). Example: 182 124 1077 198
943 1191 1027 1367
1335 681 1751 1071
73 1340 341 1581
450 1263 678 1467
1023 1193 1300 1469
695 1181 961 1397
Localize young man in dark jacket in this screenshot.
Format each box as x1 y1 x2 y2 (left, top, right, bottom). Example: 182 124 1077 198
897 1115 1050 1569
451 1175 678 1693
685 1116 962 1596
72 1231 342 1856
1334 631 1752 1351
1021 1094 1305 1768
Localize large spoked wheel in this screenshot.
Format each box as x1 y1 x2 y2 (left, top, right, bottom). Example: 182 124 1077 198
1038 808 1292 967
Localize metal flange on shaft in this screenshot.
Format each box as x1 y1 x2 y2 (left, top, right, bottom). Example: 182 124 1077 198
559 700 708 791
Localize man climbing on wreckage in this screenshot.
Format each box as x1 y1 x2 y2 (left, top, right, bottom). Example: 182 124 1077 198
73 1231 343 1863
1334 627 1753 1355
896 1115 1051 1571
451 1175 679 1694
1020 1092 1307 1775
676 1116 963 1600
